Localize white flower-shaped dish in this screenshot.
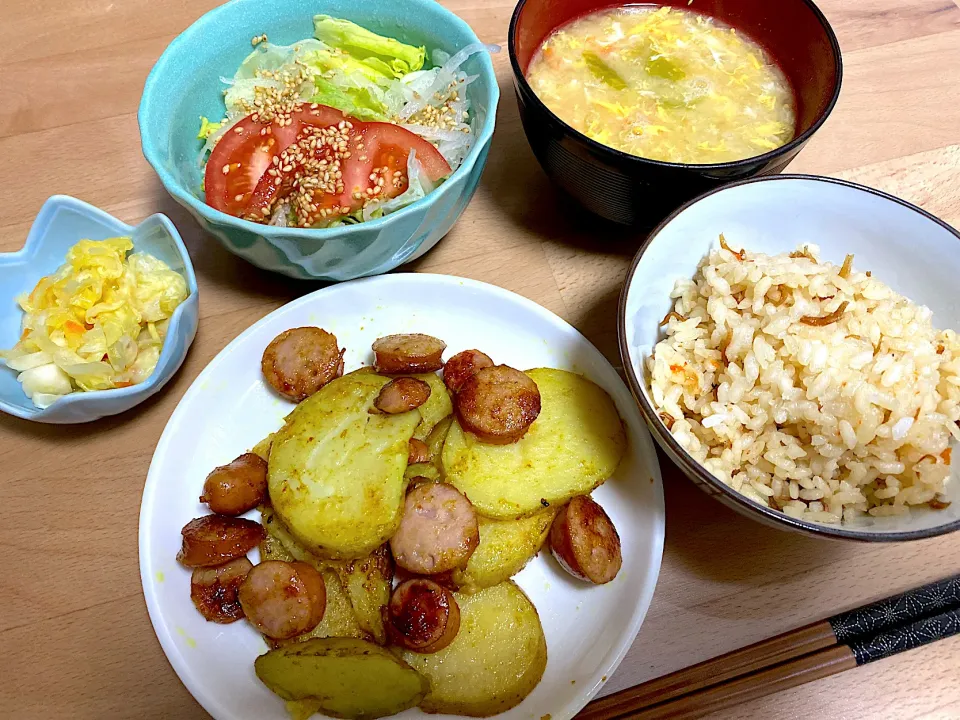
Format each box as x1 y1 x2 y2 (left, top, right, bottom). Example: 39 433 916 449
0 195 199 424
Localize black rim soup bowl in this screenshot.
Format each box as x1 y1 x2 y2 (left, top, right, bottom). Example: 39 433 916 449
508 0 843 226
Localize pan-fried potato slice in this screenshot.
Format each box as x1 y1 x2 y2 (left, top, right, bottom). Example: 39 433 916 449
451 509 556 593
262 507 392 644
404 462 441 482
255 638 429 719
250 433 275 462
334 547 393 645
269 373 420 559
443 368 626 519
412 373 452 441
401 581 547 716
260 534 368 645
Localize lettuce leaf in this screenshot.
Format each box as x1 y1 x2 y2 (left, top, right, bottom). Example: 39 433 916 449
197 116 223 140
310 76 387 121
313 15 425 78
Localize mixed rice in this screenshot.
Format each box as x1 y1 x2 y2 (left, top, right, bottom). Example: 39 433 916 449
647 239 960 524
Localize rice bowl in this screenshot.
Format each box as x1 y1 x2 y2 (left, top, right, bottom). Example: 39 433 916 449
619 175 960 540
647 241 960 525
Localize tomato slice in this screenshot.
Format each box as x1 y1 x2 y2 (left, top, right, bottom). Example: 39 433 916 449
357 122 451 187
205 105 348 218
235 105 453 227
205 103 452 225
203 115 298 216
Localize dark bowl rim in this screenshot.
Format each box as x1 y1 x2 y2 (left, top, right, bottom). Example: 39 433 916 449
617 173 960 542
507 0 844 171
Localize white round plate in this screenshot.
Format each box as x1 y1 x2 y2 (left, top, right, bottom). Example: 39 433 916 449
140 273 665 720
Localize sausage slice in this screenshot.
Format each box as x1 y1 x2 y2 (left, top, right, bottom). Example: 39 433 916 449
190 557 253 623
261 327 344 402
390 483 479 574
549 495 622 584
238 560 327 640
200 453 268 516
375 377 432 414
408 438 431 464
455 365 541 444
176 515 266 568
386 578 461 653
443 349 494 393
372 334 446 374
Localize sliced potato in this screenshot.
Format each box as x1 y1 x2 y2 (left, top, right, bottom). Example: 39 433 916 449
404 462 440 482
262 507 391 644
401 581 547 716
284 699 323 720
250 433 275 462
255 638 428 719
261 507 320 565
269 373 420 559
412 373 452 441
425 416 453 477
260 532 368 645
334 547 393 645
443 368 626 519
452 509 556 593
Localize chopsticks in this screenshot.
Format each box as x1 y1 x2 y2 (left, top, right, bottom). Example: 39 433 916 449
579 574 960 720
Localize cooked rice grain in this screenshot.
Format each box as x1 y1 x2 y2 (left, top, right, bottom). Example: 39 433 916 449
647 241 960 524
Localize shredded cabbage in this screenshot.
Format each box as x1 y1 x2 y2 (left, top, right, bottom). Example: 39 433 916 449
0 238 189 408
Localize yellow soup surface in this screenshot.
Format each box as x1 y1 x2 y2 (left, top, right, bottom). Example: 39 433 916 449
526 5 796 164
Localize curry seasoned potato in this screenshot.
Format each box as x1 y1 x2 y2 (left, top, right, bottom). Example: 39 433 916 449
261 507 393 644
404 462 441 483
451 509 556 593
269 372 420 559
255 638 429 719
401 581 547 716
250 432 275 462
335 547 393 645
443 368 627 519
411 372 453 441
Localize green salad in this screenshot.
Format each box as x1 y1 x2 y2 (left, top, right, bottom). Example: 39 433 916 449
200 15 496 228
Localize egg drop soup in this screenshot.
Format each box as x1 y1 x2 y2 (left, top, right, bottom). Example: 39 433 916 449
526 5 797 164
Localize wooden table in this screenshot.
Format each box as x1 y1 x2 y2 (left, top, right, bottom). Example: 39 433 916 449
2 0 960 717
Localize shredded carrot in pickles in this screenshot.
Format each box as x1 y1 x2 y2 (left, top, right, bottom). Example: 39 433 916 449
527 6 796 164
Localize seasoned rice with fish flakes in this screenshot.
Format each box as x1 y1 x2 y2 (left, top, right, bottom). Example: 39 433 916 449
647 240 960 524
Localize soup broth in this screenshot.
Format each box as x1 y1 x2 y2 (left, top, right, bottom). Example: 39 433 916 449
526 5 796 164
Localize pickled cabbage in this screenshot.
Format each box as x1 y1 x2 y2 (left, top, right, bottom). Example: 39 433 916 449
0 237 189 408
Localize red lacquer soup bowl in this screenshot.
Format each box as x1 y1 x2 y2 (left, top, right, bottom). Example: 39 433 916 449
508 0 842 226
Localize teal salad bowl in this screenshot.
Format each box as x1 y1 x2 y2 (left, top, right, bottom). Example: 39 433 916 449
139 0 499 281
0 196 199 424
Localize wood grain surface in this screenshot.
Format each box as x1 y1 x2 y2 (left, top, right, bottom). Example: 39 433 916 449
1 0 960 718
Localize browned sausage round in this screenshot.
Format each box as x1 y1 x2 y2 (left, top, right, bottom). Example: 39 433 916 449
176 515 266 568
261 327 344 402
238 560 327 640
549 495 622 584
372 334 446 374
200 453 268 516
190 557 253 623
386 578 460 653
408 438 430 464
390 483 479 574
455 365 541 444
375 377 432 414
443 349 494 393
